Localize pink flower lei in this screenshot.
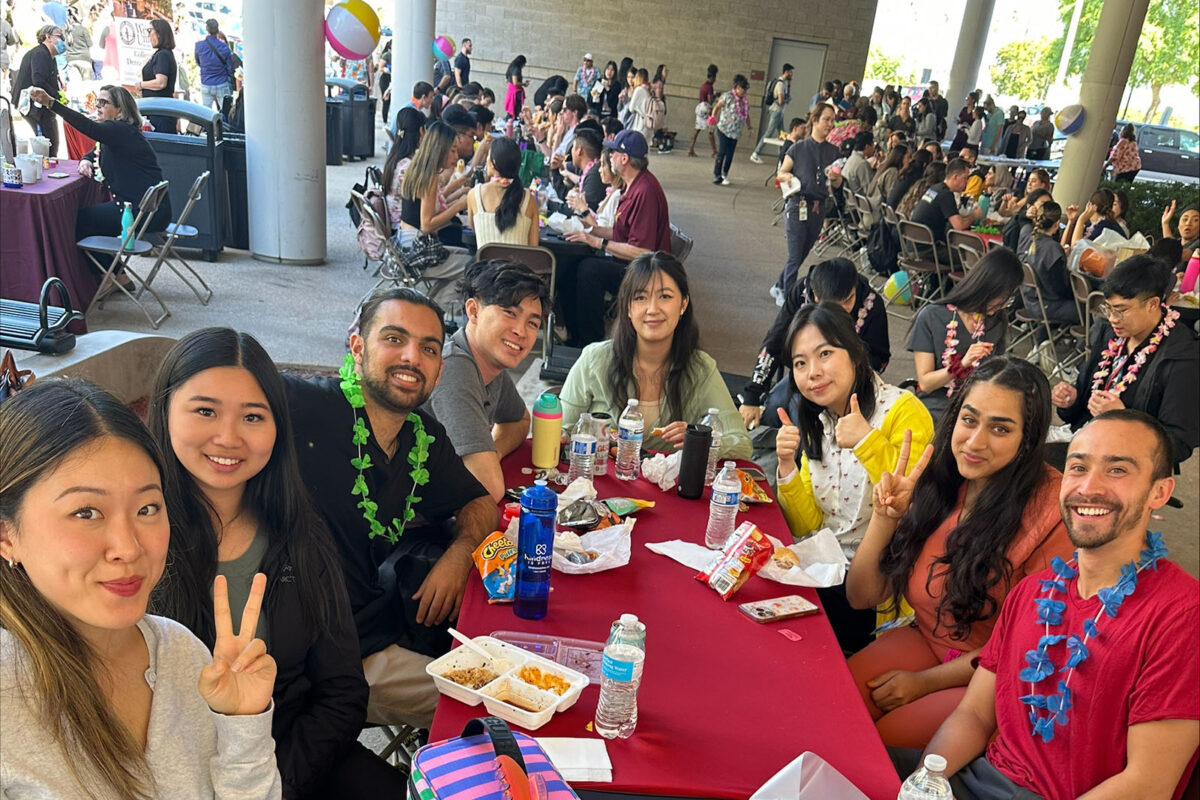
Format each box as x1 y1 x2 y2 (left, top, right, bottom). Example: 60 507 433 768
941 305 985 396
1090 307 1179 398
855 291 875 334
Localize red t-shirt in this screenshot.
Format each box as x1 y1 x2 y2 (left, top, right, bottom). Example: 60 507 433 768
978 559 1200 800
613 168 671 256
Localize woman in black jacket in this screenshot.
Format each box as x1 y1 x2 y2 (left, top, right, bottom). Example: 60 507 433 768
12 25 63 153
137 18 177 134
30 84 172 242
149 328 408 799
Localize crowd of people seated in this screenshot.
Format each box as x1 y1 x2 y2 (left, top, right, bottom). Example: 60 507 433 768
3 38 1198 800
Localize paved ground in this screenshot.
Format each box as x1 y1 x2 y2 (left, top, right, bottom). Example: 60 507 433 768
76 123 1198 577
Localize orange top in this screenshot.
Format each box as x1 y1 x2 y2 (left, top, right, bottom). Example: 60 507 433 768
906 465 1071 659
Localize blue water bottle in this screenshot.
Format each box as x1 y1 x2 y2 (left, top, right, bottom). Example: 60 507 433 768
514 480 557 620
120 202 135 251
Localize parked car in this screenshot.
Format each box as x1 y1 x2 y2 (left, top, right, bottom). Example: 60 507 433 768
1110 121 1199 181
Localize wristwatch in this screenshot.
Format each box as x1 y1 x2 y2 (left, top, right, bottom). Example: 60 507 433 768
600 238 609 253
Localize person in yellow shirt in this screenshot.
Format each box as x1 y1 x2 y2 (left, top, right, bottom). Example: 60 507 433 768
775 302 933 652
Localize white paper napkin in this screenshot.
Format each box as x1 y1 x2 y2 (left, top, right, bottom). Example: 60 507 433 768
750 751 868 800
644 528 847 588
536 737 613 783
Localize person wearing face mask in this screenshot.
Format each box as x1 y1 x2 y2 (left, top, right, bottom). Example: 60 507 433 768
739 257 890 431
845 357 1071 748
774 303 933 652
12 25 63 154
559 251 751 459
909 248 1022 422
0 380 281 799
1051 256 1198 468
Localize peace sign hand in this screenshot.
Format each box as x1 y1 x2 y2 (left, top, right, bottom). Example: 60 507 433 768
198 574 276 716
834 393 872 450
871 429 933 519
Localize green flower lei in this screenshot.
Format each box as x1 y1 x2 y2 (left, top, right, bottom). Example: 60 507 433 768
339 353 435 544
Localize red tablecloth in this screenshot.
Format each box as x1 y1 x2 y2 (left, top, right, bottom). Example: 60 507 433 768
431 444 901 800
977 231 1001 248
0 160 106 332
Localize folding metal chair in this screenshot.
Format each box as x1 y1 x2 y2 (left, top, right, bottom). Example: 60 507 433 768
895 219 950 320
78 180 172 329
140 171 213 306
947 229 986 280
350 189 452 308
1013 262 1075 378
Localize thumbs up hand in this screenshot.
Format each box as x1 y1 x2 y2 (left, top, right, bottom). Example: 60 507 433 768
776 407 802 477
834 393 872 450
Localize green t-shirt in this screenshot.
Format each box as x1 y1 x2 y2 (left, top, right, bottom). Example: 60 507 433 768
216 529 270 646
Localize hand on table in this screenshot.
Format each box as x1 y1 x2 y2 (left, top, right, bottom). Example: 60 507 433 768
413 549 471 626
77 160 94 178
739 404 763 431
834 393 872 450
198 574 276 716
867 669 930 713
872 429 933 520
961 341 994 369
775 408 801 477
1087 390 1124 417
564 230 601 249
658 420 687 449
1051 381 1077 409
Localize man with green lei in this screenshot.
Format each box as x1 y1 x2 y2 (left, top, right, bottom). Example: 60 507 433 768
284 287 497 731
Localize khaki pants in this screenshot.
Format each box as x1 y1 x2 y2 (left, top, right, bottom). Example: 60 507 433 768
361 644 439 728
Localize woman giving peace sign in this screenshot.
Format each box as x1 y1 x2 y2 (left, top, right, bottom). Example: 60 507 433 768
200 573 277 715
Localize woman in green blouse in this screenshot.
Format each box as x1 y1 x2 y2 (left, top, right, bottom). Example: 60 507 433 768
560 251 752 458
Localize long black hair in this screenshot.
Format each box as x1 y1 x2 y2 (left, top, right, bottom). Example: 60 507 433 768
896 147 931 183
607 251 700 421
878 356 1052 640
782 302 878 462
147 328 340 646
487 137 525 232
938 246 1022 317
382 106 425 195
506 55 526 83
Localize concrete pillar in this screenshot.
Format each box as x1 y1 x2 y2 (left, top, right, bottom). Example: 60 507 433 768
244 0 326 264
390 0 435 129
945 0 996 118
1053 0 1149 208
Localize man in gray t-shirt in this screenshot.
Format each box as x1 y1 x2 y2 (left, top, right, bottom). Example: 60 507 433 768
426 261 550 500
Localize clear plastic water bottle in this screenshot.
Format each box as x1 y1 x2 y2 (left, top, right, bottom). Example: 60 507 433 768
615 399 644 481
704 461 741 549
566 413 597 484
699 407 723 486
594 613 646 739
592 412 613 477
897 754 953 800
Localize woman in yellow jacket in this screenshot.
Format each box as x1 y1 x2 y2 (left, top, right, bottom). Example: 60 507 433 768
775 302 933 653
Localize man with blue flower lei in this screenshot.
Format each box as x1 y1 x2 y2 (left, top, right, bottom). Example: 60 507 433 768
895 410 1199 799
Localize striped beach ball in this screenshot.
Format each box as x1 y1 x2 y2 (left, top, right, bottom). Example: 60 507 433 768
325 0 380 61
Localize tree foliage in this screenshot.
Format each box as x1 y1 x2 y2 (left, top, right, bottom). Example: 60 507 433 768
864 47 911 86
990 38 1056 101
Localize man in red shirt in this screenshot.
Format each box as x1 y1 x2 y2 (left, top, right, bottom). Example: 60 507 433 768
901 410 1200 799
566 129 670 343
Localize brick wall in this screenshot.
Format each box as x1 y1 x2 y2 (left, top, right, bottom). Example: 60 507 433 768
433 0 879 132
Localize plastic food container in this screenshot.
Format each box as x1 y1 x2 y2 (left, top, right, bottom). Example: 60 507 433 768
491 630 606 683
426 635 589 730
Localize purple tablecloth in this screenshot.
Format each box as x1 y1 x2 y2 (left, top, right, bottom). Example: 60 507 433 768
1 160 107 332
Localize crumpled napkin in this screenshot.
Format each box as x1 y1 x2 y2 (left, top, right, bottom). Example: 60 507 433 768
546 212 584 235
750 752 868 800
557 477 596 510
552 519 635 574
640 451 681 491
644 528 847 588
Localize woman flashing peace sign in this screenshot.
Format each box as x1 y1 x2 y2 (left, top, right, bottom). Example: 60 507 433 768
0 380 281 799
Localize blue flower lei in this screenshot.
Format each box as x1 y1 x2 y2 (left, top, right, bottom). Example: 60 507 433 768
1019 531 1168 743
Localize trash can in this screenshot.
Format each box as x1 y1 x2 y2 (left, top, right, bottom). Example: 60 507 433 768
137 98 227 261
325 95 344 166
326 77 374 161
223 132 249 250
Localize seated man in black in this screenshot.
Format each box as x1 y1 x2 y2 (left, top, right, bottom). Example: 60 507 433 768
284 288 498 730
738 256 890 431
1051 255 1198 468
551 125 606 213
910 156 982 251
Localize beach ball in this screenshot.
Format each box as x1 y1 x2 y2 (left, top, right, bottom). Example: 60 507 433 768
324 0 380 61
1056 104 1085 136
883 271 911 304
433 35 455 61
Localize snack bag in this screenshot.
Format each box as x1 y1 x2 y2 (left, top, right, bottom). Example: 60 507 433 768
695 522 773 600
472 528 518 604
603 497 656 516
737 471 772 504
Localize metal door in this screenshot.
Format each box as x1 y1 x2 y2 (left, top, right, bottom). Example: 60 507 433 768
756 39 827 157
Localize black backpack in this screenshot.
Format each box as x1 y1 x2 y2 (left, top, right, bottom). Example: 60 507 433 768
866 218 899 277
